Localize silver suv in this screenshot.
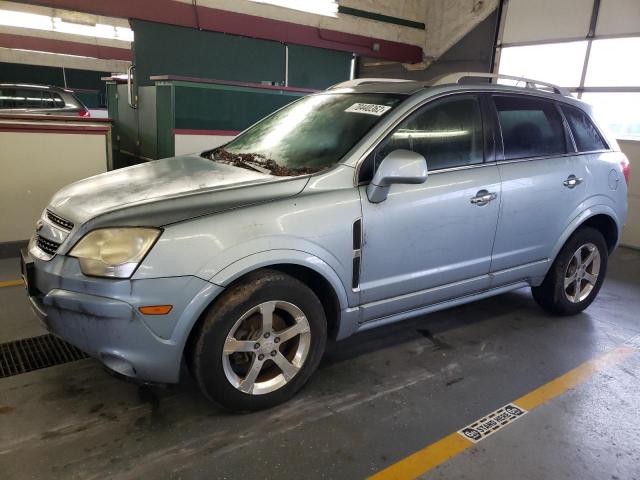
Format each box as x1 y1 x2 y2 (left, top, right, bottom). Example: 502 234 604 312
21 73 629 411
0 84 91 116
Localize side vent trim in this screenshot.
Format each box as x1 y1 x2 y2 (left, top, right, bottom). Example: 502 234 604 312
352 219 362 290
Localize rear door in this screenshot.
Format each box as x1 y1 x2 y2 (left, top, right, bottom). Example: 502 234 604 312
489 94 588 285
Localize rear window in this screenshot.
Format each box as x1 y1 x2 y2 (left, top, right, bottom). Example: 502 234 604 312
494 96 567 160
560 105 607 152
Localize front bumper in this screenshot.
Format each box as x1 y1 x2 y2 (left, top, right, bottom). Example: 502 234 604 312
22 248 223 383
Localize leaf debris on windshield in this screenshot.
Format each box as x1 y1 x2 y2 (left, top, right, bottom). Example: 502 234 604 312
208 149 323 177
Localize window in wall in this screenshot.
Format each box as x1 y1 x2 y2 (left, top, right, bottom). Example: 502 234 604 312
494 96 566 160
498 42 588 88
581 92 640 140
561 105 608 152
375 96 484 172
585 37 640 87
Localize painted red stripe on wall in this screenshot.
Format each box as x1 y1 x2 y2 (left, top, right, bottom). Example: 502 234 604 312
0 32 132 61
173 129 241 136
0 124 110 134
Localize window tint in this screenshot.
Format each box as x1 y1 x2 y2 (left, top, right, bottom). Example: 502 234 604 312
0 88 19 108
18 89 43 108
494 96 566 160
51 93 65 107
375 95 484 172
561 105 607 152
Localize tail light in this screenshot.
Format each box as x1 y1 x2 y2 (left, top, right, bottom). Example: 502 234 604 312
78 109 90 118
621 157 630 184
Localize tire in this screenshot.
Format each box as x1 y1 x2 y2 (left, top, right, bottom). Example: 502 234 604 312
191 269 327 411
531 226 608 316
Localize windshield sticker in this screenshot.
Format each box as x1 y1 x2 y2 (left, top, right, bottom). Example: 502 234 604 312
345 103 392 116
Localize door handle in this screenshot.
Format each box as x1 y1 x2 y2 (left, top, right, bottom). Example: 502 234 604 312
563 175 583 189
470 190 497 206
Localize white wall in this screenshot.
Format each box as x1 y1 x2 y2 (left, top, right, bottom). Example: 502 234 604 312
0 122 110 242
174 134 235 156
619 140 640 249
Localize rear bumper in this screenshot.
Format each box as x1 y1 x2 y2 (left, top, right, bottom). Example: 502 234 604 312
25 250 223 383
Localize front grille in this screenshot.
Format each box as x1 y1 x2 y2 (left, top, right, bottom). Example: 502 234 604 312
36 234 61 256
46 210 74 230
0 334 88 378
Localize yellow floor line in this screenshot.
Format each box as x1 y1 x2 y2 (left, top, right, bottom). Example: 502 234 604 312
0 279 23 288
369 344 636 480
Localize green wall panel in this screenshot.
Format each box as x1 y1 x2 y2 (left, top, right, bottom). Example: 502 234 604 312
287 45 352 89
156 85 175 158
173 83 304 130
0 62 64 86
131 20 285 87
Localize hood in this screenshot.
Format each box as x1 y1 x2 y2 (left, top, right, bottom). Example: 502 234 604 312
48 154 309 235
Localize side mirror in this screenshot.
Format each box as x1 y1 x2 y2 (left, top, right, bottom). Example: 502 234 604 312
366 149 428 203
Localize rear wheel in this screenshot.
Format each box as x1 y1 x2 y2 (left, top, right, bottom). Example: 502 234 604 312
191 269 327 411
532 227 608 315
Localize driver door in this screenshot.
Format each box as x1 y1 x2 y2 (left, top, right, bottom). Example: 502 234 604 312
358 94 502 323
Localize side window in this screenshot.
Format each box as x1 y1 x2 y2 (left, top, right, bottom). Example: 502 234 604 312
15 89 42 108
51 93 65 107
374 95 484 173
0 88 19 108
41 91 54 107
494 96 566 160
561 105 607 152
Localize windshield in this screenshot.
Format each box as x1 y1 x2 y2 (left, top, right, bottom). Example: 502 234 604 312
207 92 404 176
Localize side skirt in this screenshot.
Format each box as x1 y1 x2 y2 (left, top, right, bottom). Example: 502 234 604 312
356 281 529 333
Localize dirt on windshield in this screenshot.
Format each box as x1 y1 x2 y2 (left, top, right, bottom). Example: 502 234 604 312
207 148 323 177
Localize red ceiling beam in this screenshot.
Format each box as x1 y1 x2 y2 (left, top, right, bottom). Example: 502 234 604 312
9 0 422 63
0 32 132 60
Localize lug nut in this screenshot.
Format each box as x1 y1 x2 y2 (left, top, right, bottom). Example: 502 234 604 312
274 337 280 344
254 342 260 349
264 332 271 339
258 354 265 361
270 350 277 357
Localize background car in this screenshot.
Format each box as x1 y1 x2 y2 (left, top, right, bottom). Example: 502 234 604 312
0 83 91 116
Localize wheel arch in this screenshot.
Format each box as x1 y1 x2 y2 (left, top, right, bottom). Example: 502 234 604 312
183 251 353 366
552 206 621 263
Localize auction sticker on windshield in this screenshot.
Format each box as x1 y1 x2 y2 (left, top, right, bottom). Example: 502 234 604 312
345 103 392 116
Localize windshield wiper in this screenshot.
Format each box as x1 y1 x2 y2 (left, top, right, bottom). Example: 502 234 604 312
208 148 324 177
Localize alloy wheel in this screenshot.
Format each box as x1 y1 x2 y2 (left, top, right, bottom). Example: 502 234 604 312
564 242 601 303
222 300 311 395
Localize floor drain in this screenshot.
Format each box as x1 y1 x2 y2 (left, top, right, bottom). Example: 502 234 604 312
0 334 88 378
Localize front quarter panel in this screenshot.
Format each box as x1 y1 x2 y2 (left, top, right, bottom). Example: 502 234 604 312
135 165 362 309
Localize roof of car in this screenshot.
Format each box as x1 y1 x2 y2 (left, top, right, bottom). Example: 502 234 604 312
326 74 574 100
0 83 72 93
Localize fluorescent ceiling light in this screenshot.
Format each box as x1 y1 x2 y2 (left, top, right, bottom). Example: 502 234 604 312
0 9 133 41
248 0 338 17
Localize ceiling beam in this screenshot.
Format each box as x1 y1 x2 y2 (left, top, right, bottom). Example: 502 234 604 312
9 0 422 62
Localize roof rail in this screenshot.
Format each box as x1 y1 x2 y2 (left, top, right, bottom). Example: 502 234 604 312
327 78 414 90
431 72 570 96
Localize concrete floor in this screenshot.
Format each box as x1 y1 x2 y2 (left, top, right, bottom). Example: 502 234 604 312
0 248 639 479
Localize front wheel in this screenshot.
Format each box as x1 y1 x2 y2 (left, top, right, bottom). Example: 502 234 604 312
532 226 608 316
191 269 327 411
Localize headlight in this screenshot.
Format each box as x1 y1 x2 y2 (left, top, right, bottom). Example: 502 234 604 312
69 228 161 278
